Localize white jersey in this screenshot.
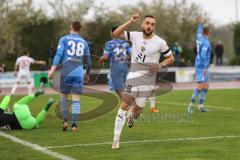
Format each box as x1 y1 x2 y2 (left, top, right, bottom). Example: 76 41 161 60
124 31 172 78
122 31 172 108
16 56 35 73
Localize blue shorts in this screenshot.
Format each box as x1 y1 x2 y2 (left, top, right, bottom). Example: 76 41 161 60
111 75 127 91
196 68 209 83
60 76 83 94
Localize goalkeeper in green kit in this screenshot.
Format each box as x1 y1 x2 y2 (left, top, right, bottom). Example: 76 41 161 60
0 84 55 130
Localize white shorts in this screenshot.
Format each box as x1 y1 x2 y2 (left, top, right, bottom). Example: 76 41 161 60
135 97 148 108
137 89 156 107
16 71 31 83
135 86 156 108
123 80 156 108
122 64 157 108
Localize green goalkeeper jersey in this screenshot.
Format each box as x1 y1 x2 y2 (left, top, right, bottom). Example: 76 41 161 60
1 94 49 130
13 104 39 129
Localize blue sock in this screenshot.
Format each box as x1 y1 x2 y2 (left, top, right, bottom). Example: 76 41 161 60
199 89 208 105
60 97 68 122
72 101 80 127
190 88 201 104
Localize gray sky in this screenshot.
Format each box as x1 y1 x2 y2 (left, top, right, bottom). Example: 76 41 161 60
181 0 237 25
31 0 239 25
93 0 238 25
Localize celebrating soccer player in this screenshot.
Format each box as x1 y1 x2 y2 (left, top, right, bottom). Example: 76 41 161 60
48 21 91 131
187 16 211 113
111 14 174 149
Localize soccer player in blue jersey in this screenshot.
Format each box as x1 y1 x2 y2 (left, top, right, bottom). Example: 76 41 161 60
99 26 131 98
188 16 211 113
48 21 91 131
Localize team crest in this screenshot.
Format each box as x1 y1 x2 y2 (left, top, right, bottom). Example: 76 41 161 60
141 46 145 52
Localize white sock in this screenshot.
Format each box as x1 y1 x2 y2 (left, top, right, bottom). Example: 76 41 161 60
113 108 127 141
189 102 194 108
198 104 203 109
11 83 18 95
27 84 32 94
149 96 156 108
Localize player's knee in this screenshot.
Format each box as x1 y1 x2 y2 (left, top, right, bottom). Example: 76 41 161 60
121 94 134 106
72 94 80 101
197 86 201 90
204 83 209 89
120 101 129 111
133 106 142 118
61 94 68 99
197 83 204 90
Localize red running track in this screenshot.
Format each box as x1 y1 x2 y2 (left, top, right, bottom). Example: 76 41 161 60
0 81 239 95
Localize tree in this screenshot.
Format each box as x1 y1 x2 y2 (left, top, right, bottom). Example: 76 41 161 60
0 0 93 68
0 0 234 69
83 0 204 65
233 22 240 64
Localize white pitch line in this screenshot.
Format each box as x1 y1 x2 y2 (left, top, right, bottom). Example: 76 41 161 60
44 135 240 149
158 101 239 111
0 131 75 160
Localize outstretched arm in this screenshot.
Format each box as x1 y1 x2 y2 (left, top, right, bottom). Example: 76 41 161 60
34 60 46 65
196 16 203 39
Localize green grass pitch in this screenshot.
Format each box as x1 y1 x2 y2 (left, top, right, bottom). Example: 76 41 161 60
0 89 240 160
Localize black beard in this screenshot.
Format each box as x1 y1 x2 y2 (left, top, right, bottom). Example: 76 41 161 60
143 29 153 36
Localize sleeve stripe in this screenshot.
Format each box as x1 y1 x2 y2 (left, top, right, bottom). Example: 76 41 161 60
161 48 171 55
127 31 130 41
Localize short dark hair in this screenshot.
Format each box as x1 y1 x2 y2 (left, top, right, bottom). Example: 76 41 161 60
23 51 30 56
203 23 210 35
144 15 155 19
111 26 119 33
71 21 81 32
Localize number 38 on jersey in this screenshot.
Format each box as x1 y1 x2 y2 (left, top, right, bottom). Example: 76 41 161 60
67 40 85 57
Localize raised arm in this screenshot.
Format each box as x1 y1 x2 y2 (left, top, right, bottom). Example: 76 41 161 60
196 16 203 40
112 13 139 39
